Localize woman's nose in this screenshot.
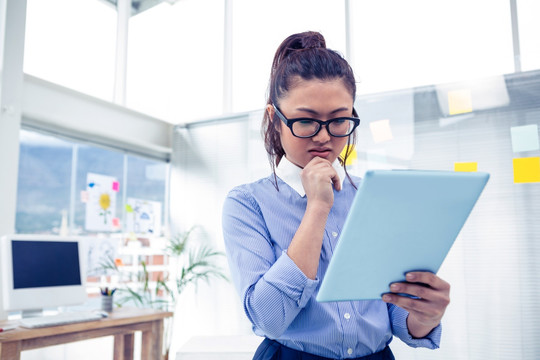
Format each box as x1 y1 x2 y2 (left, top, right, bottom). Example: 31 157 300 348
312 125 331 143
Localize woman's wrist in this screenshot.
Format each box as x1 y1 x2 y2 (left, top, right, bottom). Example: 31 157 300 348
306 199 333 215
407 314 439 339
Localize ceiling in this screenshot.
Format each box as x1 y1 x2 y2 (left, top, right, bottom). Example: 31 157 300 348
102 0 178 16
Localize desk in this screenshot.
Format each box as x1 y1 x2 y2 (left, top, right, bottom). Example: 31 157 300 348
0 307 173 360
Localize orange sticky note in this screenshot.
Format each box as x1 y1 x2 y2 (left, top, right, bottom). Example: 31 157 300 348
340 145 357 165
448 89 472 115
454 162 478 172
369 119 393 143
513 157 540 183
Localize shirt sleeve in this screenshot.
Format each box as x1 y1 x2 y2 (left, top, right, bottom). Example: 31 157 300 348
222 188 319 339
387 303 442 349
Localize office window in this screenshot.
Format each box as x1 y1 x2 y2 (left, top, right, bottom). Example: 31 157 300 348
350 0 515 95
126 0 224 123
517 0 540 71
23 0 116 101
231 0 346 113
15 131 73 234
15 129 168 236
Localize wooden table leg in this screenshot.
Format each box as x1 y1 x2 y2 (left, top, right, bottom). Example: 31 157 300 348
114 333 135 360
141 320 164 360
0 341 22 360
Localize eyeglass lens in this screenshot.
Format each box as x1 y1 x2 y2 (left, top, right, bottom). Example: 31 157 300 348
292 119 356 137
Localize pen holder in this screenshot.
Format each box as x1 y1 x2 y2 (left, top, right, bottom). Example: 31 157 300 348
101 295 114 312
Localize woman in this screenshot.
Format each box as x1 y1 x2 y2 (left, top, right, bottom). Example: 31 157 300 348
222 31 450 360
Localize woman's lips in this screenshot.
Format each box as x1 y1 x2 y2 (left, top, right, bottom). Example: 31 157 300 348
309 149 331 157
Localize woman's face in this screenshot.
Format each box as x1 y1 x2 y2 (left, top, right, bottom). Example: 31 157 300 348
269 78 354 169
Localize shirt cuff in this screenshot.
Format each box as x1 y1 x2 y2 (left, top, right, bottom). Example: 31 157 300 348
262 250 319 308
391 306 442 349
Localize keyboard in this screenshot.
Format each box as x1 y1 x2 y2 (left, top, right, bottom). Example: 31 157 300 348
19 311 105 328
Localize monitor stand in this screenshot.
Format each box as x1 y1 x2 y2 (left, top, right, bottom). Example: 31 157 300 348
21 309 43 318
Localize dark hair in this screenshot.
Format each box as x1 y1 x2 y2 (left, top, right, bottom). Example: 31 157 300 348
262 31 358 188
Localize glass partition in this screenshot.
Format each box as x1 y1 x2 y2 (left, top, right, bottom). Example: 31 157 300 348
172 69 540 359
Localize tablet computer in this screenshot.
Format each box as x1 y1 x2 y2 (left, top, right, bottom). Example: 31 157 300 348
316 169 489 302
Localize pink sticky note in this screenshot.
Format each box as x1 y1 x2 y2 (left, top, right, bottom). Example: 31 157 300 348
112 218 121 227
112 181 120 192
80 191 89 203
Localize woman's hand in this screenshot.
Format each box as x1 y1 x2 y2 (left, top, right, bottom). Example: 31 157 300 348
287 157 341 279
300 157 341 209
382 271 450 338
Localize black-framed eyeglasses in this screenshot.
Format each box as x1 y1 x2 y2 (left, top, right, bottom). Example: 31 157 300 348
273 104 360 138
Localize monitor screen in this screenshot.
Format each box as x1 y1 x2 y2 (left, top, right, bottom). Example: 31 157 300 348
12 240 82 289
1 235 88 314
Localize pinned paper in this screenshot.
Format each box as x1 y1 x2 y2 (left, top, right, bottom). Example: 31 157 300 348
112 181 120 192
454 162 478 172
369 119 394 143
448 89 472 115
513 157 540 183
80 190 89 203
340 145 357 165
125 198 162 235
85 173 117 231
511 124 539 152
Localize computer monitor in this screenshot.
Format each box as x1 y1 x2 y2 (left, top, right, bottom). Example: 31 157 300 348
1 234 88 316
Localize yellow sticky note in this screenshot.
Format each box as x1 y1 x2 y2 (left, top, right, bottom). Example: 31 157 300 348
454 162 478 172
340 145 357 166
513 157 540 183
369 119 393 143
448 89 472 115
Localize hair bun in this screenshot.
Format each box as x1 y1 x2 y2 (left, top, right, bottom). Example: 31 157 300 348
299 31 326 50
276 31 327 62
287 31 326 51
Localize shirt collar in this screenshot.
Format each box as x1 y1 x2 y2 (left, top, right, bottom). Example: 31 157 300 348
275 156 346 197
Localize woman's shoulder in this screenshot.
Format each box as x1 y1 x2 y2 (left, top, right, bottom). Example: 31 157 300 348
224 175 281 216
226 175 277 200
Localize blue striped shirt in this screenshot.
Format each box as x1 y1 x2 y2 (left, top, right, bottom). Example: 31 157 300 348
222 159 441 359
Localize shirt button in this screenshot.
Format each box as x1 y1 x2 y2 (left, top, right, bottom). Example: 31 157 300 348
332 231 338 237
347 348 353 355
344 313 351 320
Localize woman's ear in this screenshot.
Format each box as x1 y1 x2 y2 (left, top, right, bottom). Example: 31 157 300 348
266 104 275 120
266 104 280 133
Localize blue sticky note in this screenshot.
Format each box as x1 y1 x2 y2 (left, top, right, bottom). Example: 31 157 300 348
511 124 539 152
